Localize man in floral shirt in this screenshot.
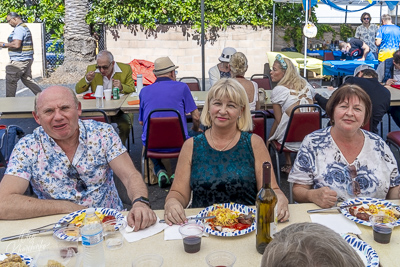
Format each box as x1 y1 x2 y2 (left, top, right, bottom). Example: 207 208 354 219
0 86 156 231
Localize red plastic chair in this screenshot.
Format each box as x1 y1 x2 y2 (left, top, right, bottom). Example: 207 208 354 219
141 109 187 185
251 110 268 143
386 131 400 153
179 77 201 91
323 51 335 61
80 109 109 123
250 74 272 90
269 104 322 189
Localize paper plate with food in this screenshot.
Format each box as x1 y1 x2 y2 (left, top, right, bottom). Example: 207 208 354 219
0 253 33 266
196 203 256 237
342 234 379 267
340 197 400 227
55 207 124 241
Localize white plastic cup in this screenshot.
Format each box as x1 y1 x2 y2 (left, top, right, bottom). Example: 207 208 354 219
137 74 143 94
103 219 127 250
179 222 204 253
94 85 104 98
206 251 236 267
132 254 163 267
104 89 112 101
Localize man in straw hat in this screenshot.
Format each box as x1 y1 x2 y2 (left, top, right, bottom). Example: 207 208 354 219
139 56 201 188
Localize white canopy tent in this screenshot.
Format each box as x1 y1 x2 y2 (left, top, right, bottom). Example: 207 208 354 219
272 0 399 76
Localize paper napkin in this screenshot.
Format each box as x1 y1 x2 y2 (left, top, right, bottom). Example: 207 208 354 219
122 216 168 243
309 214 362 235
164 224 182 241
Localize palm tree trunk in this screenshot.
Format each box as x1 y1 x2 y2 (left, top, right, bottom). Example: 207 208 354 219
63 0 96 66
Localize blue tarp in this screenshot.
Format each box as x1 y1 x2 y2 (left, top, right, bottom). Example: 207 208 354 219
322 60 380 76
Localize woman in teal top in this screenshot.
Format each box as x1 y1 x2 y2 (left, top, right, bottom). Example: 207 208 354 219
163 78 289 225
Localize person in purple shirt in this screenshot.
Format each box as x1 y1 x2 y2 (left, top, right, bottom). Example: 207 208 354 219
139 57 201 187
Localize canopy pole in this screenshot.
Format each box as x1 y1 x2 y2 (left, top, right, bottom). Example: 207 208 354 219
396 5 398 25
201 0 205 91
380 1 383 25
272 3 276 51
345 5 348 23
304 0 309 78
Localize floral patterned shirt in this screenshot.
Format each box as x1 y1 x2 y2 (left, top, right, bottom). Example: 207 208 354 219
288 127 400 200
355 24 379 53
5 120 126 210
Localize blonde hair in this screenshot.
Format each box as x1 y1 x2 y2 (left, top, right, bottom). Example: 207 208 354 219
229 52 248 77
201 78 253 131
276 58 307 92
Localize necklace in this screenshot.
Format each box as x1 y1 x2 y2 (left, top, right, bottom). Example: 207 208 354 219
209 128 237 151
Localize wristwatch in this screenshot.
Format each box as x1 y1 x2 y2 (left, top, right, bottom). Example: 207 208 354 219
2 43 5 48
131 196 151 208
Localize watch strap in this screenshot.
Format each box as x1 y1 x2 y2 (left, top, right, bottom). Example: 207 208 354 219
131 196 151 208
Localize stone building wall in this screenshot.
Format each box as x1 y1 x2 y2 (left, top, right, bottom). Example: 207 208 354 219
105 24 272 84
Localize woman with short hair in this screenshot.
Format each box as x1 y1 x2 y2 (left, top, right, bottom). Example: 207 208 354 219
289 84 400 208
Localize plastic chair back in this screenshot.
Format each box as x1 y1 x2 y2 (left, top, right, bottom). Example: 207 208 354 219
179 77 201 91
323 52 335 61
281 104 322 151
145 109 186 153
80 109 109 123
251 110 268 143
250 74 272 90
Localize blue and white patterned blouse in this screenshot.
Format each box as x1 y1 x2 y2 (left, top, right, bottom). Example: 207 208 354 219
5 120 126 210
288 127 400 200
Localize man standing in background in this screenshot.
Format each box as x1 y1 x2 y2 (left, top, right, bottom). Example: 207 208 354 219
376 14 400 62
355 12 379 59
0 12 42 97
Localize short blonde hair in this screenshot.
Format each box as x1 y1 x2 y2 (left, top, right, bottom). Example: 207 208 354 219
201 78 253 131
229 52 248 77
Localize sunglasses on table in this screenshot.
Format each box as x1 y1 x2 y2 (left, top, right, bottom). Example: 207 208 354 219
67 165 88 192
96 62 112 70
348 165 361 196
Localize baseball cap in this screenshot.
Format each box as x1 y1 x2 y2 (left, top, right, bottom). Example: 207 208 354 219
353 65 375 76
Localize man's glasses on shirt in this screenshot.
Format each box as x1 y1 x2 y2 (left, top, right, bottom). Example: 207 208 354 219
67 165 88 192
348 165 361 196
363 17 371 21
96 62 112 70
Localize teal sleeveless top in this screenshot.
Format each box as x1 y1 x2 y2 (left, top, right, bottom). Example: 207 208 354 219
190 131 257 208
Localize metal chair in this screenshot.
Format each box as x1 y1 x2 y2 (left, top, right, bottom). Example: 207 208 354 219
268 104 322 191
141 109 187 185
251 110 268 143
179 77 201 91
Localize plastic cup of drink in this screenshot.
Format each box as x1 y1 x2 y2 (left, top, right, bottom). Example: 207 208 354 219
131 254 163 267
370 214 395 244
205 251 236 267
178 222 204 253
52 226 79 258
104 89 112 101
102 219 127 250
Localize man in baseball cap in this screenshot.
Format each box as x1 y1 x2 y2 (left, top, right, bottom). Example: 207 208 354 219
139 57 201 187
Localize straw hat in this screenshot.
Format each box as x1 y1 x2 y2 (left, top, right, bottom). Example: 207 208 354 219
153 57 179 75
219 47 237 63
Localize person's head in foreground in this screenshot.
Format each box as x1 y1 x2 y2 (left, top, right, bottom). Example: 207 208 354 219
229 52 248 77
270 54 306 91
201 78 252 132
153 56 179 80
96 50 115 78
326 84 372 131
353 64 375 77
219 47 237 63
261 222 364 267
392 50 400 69
33 86 82 142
